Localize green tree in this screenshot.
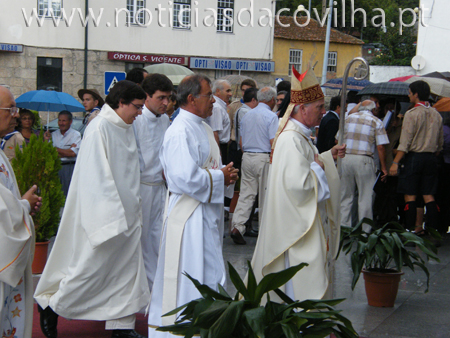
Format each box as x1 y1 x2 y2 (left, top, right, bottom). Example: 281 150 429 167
12 133 65 242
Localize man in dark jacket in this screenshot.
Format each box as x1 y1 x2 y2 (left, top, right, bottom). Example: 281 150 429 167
316 96 341 153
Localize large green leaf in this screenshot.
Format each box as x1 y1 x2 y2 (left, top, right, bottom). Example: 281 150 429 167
366 233 379 251
195 300 229 327
227 262 250 300
281 323 301 338
273 288 295 305
412 261 431 293
246 260 257 301
379 237 395 257
254 263 308 302
243 307 266 338
183 272 231 301
207 300 244 338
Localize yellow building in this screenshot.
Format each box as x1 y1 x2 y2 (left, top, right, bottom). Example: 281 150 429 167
273 16 364 80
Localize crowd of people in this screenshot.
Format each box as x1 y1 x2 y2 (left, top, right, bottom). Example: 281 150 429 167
0 65 447 338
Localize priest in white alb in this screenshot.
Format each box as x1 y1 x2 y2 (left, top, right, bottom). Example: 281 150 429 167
34 81 150 338
0 85 41 338
147 75 238 338
133 73 173 292
250 68 346 302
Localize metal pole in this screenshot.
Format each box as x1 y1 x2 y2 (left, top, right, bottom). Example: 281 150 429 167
309 0 311 12
321 0 333 85
83 0 88 89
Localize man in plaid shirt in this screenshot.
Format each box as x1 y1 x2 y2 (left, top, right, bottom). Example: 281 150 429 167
340 100 389 230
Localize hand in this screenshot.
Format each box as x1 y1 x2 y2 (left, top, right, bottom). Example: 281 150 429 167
22 185 42 216
70 143 77 148
331 144 346 160
389 163 399 176
221 162 239 186
381 168 388 182
44 130 51 141
314 154 324 170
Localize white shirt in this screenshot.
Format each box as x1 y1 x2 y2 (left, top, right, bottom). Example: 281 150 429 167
133 105 170 183
206 96 231 144
240 102 278 153
51 128 81 162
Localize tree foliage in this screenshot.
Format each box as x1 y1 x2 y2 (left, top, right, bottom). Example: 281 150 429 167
276 0 419 65
12 132 65 242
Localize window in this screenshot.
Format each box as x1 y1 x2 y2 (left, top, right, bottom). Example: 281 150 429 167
37 57 62 92
127 0 146 25
125 63 145 73
38 0 62 17
217 0 234 33
288 49 302 76
327 52 337 73
173 0 191 29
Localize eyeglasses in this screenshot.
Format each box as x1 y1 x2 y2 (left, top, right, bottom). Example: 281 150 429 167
196 94 214 100
131 103 144 110
0 107 19 116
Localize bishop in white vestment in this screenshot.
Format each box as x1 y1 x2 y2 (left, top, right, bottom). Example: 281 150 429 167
34 82 150 337
148 75 237 338
250 69 345 302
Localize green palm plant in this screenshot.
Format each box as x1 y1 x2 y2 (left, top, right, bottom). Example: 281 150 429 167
338 218 440 292
157 262 358 338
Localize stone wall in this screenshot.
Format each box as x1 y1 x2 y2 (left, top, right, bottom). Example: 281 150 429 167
0 45 279 104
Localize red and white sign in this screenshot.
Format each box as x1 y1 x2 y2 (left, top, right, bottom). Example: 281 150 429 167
108 52 187 65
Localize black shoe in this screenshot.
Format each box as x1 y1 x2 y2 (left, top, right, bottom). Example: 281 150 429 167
244 229 259 237
38 305 58 338
231 228 246 245
111 329 147 338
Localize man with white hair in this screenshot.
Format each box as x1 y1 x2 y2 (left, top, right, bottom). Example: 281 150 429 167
206 79 232 163
340 99 389 230
230 87 278 245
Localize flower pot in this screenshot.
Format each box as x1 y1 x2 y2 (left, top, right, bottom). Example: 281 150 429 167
362 269 404 307
229 191 240 214
32 241 50 274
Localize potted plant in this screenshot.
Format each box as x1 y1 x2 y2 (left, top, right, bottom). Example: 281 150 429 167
157 262 358 338
338 218 440 307
12 132 65 273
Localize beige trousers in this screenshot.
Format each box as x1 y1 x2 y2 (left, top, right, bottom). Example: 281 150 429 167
340 154 376 232
232 152 270 235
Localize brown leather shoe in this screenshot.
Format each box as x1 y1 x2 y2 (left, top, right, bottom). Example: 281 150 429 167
231 228 246 245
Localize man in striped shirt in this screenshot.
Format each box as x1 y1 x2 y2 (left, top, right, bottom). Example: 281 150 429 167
340 100 389 231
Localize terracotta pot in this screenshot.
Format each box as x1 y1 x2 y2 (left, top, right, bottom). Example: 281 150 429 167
32 241 50 274
229 191 240 213
362 269 404 307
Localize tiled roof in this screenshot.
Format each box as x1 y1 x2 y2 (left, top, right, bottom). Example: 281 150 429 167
275 16 364 45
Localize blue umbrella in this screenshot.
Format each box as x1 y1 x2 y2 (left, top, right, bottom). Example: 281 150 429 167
15 90 85 112
322 77 373 91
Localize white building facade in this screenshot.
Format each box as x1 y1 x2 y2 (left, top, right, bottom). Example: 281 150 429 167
0 0 276 98
415 0 449 75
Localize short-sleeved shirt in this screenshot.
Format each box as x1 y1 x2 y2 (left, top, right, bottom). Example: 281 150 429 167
51 128 81 162
397 104 443 154
343 110 389 157
240 102 279 153
206 96 230 144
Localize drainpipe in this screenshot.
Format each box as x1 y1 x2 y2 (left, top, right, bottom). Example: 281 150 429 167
83 0 88 89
